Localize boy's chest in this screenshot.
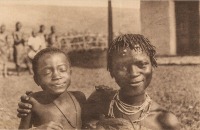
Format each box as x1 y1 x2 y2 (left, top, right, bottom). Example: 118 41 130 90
32 101 82 129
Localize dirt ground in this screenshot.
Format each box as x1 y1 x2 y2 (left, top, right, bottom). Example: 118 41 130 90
0 65 200 129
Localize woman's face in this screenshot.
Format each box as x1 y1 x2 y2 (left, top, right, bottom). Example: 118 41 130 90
111 47 153 96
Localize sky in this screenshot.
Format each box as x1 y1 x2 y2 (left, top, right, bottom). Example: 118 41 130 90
0 0 140 9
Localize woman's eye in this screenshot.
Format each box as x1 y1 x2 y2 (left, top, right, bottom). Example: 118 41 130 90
118 65 127 71
138 62 149 68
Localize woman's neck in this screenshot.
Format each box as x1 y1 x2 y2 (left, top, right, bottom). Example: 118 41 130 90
118 90 146 106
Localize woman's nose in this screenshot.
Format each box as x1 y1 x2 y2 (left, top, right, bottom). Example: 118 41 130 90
129 65 140 77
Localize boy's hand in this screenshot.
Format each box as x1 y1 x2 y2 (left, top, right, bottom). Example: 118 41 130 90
35 121 63 130
17 91 33 118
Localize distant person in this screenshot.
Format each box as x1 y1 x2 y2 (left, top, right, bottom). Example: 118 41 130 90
18 48 85 129
47 26 60 48
27 29 43 60
13 22 26 76
6 34 14 62
26 29 44 74
37 25 47 49
0 24 8 77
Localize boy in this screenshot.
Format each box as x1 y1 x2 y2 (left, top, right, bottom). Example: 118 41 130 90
18 47 86 129
18 34 179 130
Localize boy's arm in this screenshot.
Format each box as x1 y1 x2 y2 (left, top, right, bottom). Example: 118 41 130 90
18 113 32 129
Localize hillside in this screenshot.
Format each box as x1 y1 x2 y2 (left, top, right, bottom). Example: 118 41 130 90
0 4 140 34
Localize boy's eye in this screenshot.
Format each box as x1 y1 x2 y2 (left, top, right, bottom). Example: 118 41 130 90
42 69 52 75
58 65 68 72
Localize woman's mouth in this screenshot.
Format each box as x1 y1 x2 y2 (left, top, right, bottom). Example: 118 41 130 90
52 82 66 88
129 81 143 87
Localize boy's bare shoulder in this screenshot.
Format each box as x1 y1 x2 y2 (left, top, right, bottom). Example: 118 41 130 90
29 91 47 104
150 100 180 129
69 91 86 105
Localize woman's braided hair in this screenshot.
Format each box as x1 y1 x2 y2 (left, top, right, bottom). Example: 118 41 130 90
107 34 157 77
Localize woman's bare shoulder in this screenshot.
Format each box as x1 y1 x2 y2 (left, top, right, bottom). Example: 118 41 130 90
149 100 180 130
87 85 116 102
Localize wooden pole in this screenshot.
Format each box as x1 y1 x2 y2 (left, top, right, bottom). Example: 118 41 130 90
108 0 113 48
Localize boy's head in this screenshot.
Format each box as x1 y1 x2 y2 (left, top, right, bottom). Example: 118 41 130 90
107 34 157 96
32 48 71 95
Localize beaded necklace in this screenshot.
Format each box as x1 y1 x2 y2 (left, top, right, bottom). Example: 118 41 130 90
108 91 151 123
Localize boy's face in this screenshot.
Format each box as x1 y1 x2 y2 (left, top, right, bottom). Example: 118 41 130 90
35 53 71 95
111 47 153 96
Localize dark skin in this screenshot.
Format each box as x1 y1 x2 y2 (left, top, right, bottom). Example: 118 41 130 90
18 48 180 130
84 48 180 130
19 53 84 129
13 22 23 44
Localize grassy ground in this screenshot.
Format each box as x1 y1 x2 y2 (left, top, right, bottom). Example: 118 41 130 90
0 65 199 129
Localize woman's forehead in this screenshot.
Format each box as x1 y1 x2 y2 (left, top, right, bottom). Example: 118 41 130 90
112 48 150 62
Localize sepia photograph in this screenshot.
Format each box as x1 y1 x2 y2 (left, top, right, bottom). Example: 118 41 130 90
0 0 199 129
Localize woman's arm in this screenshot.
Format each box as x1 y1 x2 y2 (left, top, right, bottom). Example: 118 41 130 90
17 92 33 118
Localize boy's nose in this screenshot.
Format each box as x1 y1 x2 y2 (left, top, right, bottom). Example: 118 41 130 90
52 70 61 80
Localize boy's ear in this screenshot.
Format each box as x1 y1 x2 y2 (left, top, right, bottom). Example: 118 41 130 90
33 75 40 86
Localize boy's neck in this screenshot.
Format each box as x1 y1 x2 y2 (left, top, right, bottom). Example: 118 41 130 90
118 90 146 106
43 90 68 103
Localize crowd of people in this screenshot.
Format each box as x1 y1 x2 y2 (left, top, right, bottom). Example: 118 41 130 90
0 22 61 77
0 22 110 77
